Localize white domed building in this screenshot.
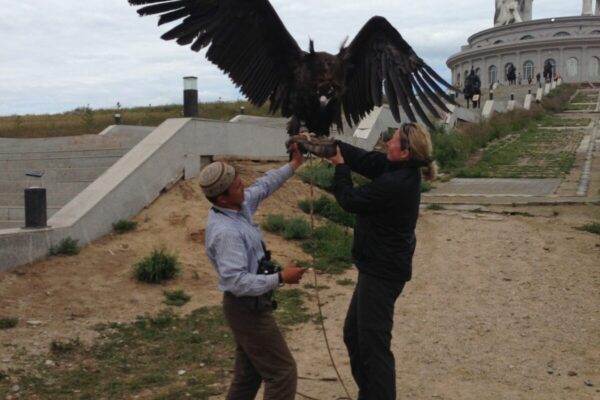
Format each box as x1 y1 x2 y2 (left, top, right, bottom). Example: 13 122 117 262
447 0 600 89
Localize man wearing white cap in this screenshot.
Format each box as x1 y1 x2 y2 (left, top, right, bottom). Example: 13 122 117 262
200 143 306 400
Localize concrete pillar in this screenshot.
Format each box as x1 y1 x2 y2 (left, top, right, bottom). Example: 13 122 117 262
551 80 557 90
536 88 543 103
544 83 551 94
582 0 593 16
183 76 199 118
524 94 533 110
24 188 47 228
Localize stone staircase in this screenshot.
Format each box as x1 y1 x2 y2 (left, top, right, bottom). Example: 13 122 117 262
0 126 153 229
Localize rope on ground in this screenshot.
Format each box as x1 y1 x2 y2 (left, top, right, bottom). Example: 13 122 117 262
296 154 352 400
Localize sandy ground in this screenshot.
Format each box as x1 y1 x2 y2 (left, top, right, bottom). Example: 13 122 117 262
1 161 599 399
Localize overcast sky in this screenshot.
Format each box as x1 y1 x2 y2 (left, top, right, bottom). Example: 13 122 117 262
0 0 581 116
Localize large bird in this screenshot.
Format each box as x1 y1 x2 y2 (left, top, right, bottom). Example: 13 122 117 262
129 0 456 136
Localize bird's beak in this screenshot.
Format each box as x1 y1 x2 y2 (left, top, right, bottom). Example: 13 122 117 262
319 95 330 110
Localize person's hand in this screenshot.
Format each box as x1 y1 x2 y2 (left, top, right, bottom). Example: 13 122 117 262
288 142 304 171
327 145 344 165
280 262 307 284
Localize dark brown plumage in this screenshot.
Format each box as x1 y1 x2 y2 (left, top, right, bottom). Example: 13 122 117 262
129 0 457 136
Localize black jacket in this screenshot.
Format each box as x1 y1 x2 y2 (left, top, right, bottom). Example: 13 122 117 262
332 142 421 282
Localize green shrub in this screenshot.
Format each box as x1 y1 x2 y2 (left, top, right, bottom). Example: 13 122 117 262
163 289 191 306
0 317 18 330
296 162 336 191
298 196 355 227
49 237 80 256
575 222 600 236
112 219 138 234
282 218 311 240
51 338 81 354
301 223 353 274
426 204 445 210
134 248 180 283
262 214 310 240
261 214 287 233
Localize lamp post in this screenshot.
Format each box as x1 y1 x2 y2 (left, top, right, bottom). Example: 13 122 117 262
183 76 199 117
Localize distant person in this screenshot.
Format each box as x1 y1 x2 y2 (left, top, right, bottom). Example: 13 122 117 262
201 146 307 400
517 72 522 85
536 72 541 84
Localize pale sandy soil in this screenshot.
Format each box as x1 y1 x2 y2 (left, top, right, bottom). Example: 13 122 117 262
1 161 599 399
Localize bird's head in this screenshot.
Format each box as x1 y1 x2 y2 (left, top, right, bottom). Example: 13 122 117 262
317 82 336 110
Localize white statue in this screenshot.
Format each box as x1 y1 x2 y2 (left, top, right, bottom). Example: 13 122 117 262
495 0 523 26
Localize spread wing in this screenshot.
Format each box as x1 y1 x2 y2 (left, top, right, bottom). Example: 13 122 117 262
339 16 457 129
129 0 304 113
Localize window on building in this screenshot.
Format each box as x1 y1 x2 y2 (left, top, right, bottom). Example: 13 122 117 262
553 31 571 37
493 40 504 44
457 72 461 86
567 58 579 78
591 30 600 35
523 61 534 81
520 35 534 40
589 57 600 78
488 65 497 85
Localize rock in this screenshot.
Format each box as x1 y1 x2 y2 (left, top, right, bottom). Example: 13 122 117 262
11 385 19 392
584 380 594 387
568 371 577 376
178 370 186 376
26 320 43 326
45 360 56 367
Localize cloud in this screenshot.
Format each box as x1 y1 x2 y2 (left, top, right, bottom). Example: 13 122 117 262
0 0 581 115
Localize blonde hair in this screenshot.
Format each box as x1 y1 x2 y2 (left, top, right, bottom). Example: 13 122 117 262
402 123 438 181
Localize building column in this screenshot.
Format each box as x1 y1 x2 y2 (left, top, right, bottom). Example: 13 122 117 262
582 0 593 15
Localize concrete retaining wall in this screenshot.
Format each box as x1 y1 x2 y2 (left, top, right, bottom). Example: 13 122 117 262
1 112 397 272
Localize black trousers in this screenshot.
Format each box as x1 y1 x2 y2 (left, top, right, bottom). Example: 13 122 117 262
222 292 297 400
343 272 406 400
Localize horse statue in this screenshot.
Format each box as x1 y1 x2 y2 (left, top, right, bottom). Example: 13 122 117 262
543 61 553 82
506 64 516 85
463 69 481 109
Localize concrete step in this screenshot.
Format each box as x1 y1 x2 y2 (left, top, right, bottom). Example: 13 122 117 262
0 186 86 206
0 205 61 220
0 181 92 193
0 127 151 153
0 220 23 229
0 167 110 182
0 147 129 161
0 155 122 170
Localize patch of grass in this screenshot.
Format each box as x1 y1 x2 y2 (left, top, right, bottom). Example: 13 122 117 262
302 283 330 290
0 317 18 330
426 204 446 211
133 248 180 283
4 308 232 399
261 214 311 240
163 289 191 307
0 101 277 139
537 116 591 127
298 195 355 227
0 300 315 399
48 237 80 256
565 103 595 111
112 219 138 234
296 161 370 192
456 127 583 178
274 289 312 327
50 338 82 355
575 223 600 236
541 84 578 113
301 223 353 274
336 279 355 286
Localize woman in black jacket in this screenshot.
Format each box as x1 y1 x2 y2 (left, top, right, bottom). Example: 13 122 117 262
327 122 436 400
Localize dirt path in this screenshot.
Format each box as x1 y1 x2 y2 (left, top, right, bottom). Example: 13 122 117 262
1 161 599 399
